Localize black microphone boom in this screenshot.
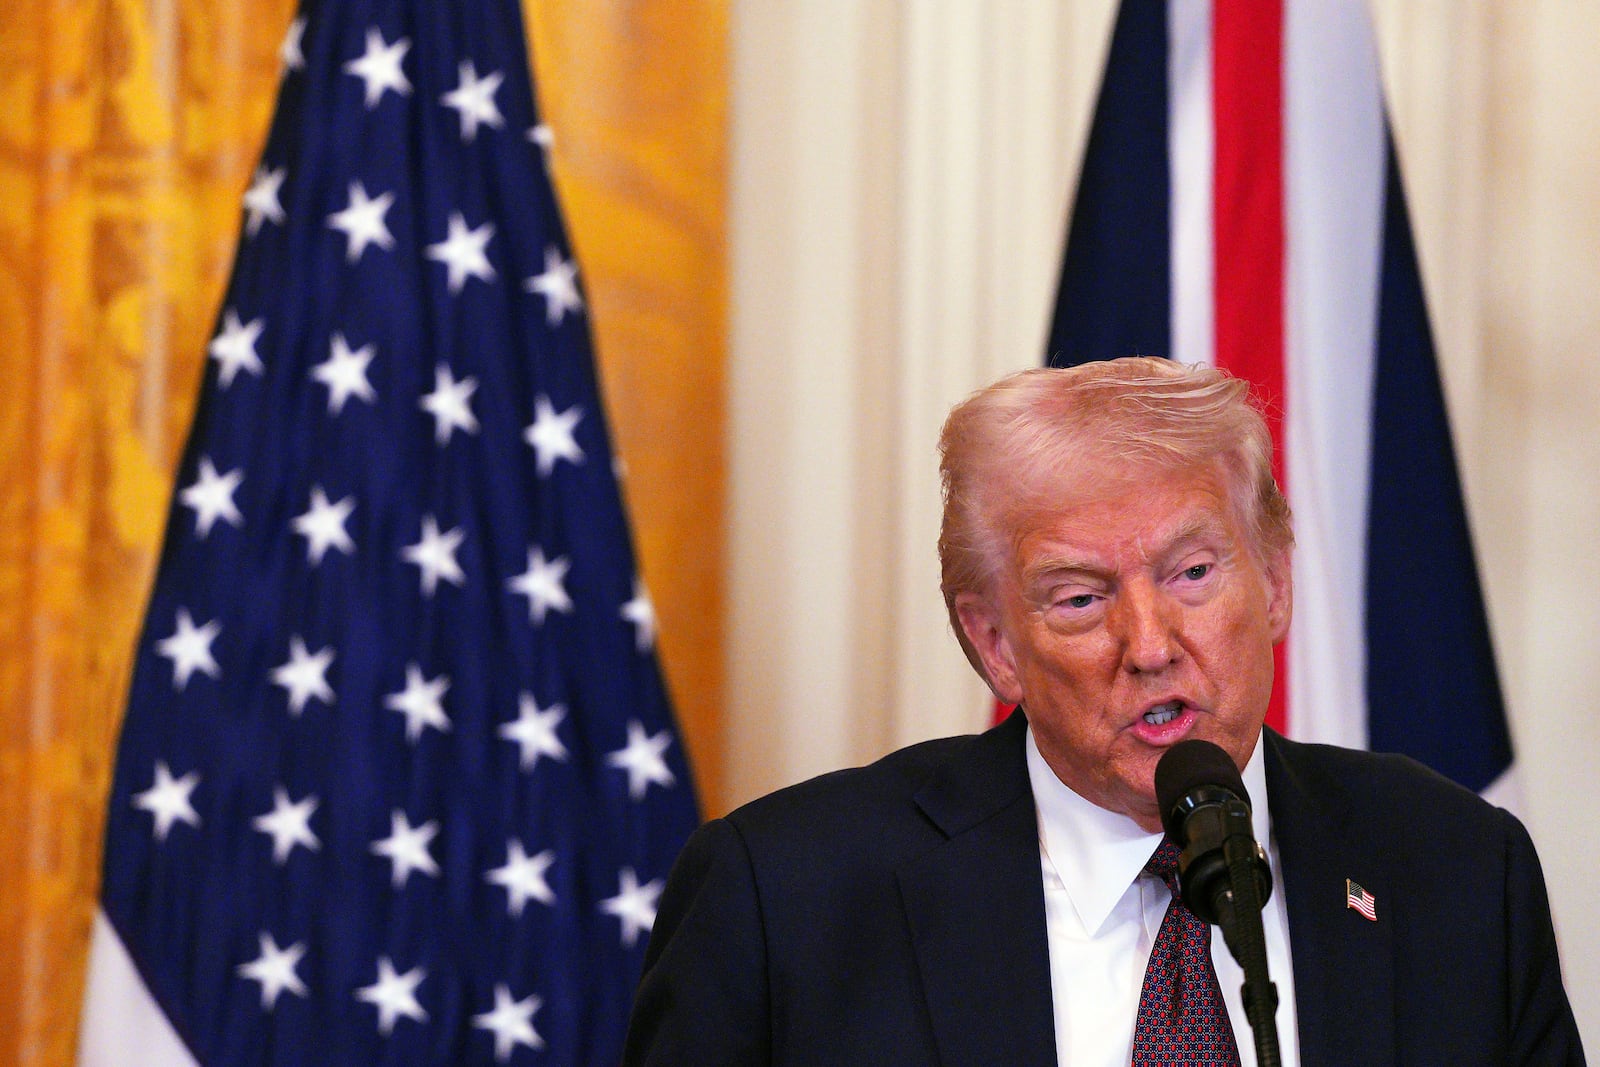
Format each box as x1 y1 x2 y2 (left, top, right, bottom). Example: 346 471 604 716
1154 739 1282 1067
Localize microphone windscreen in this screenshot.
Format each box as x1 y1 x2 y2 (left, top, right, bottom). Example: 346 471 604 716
1154 739 1251 838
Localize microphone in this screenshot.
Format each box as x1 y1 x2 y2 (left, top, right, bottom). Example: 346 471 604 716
1154 738 1282 1067
1153 739 1271 926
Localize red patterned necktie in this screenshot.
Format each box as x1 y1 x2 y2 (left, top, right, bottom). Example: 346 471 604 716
1130 839 1243 1066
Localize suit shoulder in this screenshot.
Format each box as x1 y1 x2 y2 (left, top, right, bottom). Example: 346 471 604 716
1269 733 1514 841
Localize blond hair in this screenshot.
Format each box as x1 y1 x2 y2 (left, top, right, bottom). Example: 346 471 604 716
937 358 1292 674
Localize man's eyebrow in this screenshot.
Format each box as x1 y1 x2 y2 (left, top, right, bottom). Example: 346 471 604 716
1153 516 1228 554
1019 555 1104 588
1019 516 1234 588
1140 516 1247 572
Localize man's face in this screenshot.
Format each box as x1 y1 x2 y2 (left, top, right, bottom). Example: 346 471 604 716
955 461 1290 832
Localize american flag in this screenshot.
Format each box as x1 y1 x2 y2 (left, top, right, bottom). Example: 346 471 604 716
1345 879 1377 922
81 1 699 1063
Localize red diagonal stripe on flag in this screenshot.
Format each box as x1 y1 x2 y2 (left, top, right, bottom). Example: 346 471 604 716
1213 0 1287 735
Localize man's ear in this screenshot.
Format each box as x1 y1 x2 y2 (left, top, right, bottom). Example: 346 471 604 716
954 592 1024 705
1264 550 1293 644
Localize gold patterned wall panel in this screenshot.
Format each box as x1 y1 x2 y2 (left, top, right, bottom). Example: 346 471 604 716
0 1 725 1062
0 4 295 1062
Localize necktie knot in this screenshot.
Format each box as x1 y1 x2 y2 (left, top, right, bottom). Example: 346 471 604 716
1145 838 1182 894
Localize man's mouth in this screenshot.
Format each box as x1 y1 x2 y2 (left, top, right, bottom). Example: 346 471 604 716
1142 700 1185 726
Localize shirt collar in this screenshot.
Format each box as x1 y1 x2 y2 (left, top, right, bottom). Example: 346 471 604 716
1024 725 1273 935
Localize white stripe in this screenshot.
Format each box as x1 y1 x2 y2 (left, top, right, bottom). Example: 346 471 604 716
1281 0 1385 747
78 910 199 1067
1168 0 1213 367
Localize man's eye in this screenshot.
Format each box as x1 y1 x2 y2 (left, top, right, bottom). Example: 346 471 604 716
1064 593 1096 609
1182 564 1211 581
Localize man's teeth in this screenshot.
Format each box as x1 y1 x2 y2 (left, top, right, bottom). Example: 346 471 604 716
1143 701 1182 726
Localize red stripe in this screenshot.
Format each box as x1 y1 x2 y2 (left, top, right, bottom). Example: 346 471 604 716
1212 1 1288 734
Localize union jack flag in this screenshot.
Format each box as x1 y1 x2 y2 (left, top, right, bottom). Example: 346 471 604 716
1045 0 1513 799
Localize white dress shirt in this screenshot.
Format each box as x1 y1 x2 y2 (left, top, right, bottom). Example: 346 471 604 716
1025 726 1300 1067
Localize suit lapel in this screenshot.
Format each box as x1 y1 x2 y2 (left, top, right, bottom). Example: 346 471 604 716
1266 731 1396 1067
896 712 1058 1067
892 720 1404 1066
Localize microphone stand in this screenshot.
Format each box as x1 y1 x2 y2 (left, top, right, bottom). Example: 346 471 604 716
1177 792 1282 1067
1216 834 1281 1067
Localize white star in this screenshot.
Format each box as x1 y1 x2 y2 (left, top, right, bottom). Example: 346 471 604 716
472 984 544 1061
400 514 465 597
599 868 663 949
418 363 480 444
506 547 572 625
369 809 440 888
280 16 307 71
524 247 582 327
326 182 395 263
383 663 451 743
133 761 201 841
251 785 321 864
155 608 221 691
621 580 657 652
499 693 568 771
528 123 553 150
485 840 557 917
523 246 583 325
521 396 585 479
523 394 585 476
292 486 355 565
237 932 308 1009
179 456 243 538
270 635 335 716
355 957 428 1036
242 165 286 237
606 720 676 800
311 332 377 412
343 28 411 109
441 60 505 142
207 309 264 388
425 212 495 293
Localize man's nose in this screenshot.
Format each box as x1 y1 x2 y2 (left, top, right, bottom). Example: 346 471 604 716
1115 582 1180 673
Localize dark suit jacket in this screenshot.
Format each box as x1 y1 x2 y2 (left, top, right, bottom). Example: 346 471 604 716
624 711 1584 1065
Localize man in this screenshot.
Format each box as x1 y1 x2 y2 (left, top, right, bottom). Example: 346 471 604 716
624 358 1584 1065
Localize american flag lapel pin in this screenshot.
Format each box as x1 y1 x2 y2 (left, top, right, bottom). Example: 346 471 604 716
1346 878 1378 921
